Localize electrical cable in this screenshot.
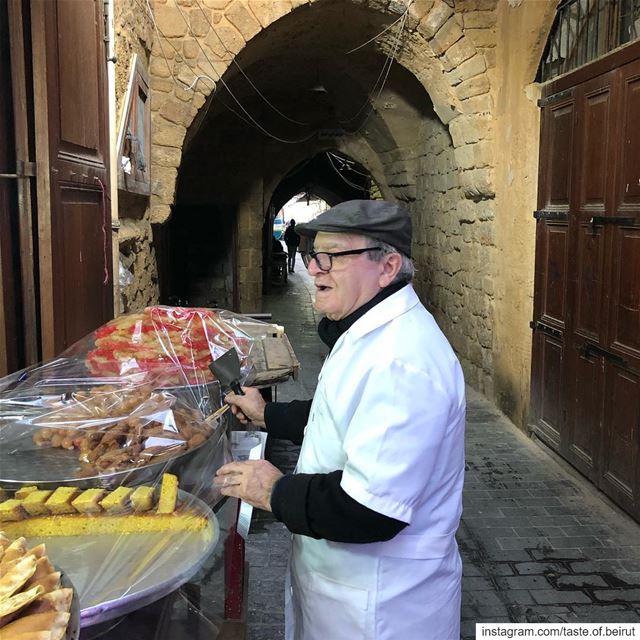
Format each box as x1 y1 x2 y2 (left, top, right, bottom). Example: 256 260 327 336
325 152 369 192
173 1 317 144
142 0 217 94
191 0 311 127
346 8 408 135
327 151 372 178
345 0 414 55
339 7 408 127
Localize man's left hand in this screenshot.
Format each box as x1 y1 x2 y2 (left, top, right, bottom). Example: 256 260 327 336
215 460 283 512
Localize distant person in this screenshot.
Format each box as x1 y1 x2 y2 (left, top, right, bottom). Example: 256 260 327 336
284 219 301 273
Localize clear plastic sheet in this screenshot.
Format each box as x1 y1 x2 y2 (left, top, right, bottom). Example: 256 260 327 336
0 307 275 637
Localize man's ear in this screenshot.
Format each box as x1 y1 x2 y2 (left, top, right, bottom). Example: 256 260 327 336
379 253 402 287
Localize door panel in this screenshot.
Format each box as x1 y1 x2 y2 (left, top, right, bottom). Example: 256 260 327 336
545 103 575 208
608 228 640 358
542 224 569 328
33 0 113 356
600 366 639 507
536 334 564 447
567 346 603 475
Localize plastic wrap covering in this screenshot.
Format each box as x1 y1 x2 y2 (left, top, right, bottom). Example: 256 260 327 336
0 307 276 638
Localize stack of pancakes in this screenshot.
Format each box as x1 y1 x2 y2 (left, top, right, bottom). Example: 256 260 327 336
0 532 72 639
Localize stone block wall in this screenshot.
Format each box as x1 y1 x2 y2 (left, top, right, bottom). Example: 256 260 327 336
404 117 495 394
113 1 159 312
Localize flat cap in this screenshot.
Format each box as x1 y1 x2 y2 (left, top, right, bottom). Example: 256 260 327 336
296 200 412 257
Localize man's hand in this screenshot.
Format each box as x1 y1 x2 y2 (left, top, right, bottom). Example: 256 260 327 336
224 387 267 427
215 460 283 511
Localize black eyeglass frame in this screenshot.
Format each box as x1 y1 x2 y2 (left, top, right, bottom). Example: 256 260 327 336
308 247 383 272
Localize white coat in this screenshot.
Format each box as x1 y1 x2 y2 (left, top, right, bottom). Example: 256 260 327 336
285 284 466 640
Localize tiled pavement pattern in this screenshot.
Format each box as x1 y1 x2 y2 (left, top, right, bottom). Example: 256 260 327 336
246 255 640 640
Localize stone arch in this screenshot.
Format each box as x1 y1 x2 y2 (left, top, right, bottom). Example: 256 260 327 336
153 0 501 392
149 0 496 224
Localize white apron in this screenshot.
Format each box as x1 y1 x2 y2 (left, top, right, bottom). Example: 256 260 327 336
285 285 465 640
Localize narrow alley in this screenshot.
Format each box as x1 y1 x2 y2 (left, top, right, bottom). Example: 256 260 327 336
245 255 640 640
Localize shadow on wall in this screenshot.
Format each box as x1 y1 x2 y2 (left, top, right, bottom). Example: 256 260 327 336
156 204 237 310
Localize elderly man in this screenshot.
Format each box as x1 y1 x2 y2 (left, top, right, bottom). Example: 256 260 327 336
218 200 465 640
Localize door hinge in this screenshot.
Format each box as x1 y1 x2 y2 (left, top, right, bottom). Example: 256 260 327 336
534 210 569 222
578 342 628 367
537 89 572 108
589 215 636 226
103 0 116 63
530 320 563 339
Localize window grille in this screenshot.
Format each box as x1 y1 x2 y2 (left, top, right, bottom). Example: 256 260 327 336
538 0 640 82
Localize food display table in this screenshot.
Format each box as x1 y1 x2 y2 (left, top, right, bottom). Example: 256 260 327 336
0 307 297 640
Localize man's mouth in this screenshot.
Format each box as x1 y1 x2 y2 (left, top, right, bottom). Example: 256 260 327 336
316 284 331 292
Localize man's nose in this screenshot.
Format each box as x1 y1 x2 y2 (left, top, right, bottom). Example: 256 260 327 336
307 257 321 275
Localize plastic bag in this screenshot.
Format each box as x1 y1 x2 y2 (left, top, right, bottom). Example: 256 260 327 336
0 306 283 637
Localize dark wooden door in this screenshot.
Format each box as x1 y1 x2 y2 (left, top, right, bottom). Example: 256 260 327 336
532 49 640 521
32 0 113 357
0 0 22 376
598 57 640 513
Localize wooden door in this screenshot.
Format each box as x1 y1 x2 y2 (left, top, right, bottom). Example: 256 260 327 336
530 90 574 451
532 48 640 520
0 1 22 375
598 58 640 514
564 71 617 482
32 0 113 357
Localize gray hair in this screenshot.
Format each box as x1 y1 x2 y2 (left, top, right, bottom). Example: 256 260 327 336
362 236 414 284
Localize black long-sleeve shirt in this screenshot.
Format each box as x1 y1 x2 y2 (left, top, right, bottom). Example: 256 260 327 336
266 281 410 544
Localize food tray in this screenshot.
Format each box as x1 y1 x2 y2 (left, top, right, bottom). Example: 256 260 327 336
0 383 226 490
25 491 220 628
0 418 226 490
61 571 81 640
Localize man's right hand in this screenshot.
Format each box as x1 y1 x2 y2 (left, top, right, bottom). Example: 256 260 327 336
224 387 267 428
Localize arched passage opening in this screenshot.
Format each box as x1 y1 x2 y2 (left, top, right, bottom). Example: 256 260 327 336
262 150 378 291
157 0 496 392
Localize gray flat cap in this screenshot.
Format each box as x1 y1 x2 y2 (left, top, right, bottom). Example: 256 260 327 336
296 200 412 257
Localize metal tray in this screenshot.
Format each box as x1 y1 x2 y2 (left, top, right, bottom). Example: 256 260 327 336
24 491 220 628
0 382 227 490
0 420 226 490
61 571 81 640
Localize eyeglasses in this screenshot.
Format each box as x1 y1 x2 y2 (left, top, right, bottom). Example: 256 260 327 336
308 247 383 272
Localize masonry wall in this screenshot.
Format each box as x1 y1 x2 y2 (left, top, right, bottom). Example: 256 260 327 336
407 116 495 394
490 0 556 426
113 1 159 313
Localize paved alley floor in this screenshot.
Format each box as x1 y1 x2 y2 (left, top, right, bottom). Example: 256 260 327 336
246 255 640 640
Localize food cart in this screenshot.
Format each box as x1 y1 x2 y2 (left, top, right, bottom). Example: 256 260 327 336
0 307 299 640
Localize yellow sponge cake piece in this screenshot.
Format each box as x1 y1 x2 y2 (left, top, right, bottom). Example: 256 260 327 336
0 500 27 522
99 487 132 513
21 490 54 516
71 489 106 514
45 488 80 515
130 486 154 512
157 473 178 514
14 486 39 500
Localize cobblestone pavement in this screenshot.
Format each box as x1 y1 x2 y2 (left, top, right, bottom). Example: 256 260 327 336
246 255 640 640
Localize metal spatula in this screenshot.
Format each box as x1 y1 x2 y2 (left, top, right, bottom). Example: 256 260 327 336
209 349 245 396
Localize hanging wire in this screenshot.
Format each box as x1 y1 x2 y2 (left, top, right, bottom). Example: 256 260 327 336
191 0 311 127
172 1 317 144
339 7 409 128
327 151 372 178
326 152 369 192
142 0 217 94
345 0 414 55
